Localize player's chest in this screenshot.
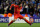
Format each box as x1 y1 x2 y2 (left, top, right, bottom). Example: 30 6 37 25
14 8 21 11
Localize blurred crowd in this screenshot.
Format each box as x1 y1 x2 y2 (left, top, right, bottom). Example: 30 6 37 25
0 0 40 16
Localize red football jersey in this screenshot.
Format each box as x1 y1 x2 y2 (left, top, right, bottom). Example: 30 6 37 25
10 4 22 14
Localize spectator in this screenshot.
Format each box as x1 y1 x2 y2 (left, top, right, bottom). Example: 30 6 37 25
28 6 34 16
0 0 39 17
26 0 28 4
25 4 28 13
37 3 40 16
34 4 37 14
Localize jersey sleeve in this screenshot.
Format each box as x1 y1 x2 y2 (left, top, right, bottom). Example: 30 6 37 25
20 7 22 10
10 4 19 9
10 4 15 9
21 7 22 9
14 5 19 7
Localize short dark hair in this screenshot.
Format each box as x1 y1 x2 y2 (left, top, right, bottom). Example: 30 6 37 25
17 2 21 5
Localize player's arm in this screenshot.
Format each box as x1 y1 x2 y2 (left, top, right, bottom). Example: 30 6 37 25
14 5 19 7
10 4 18 10
10 4 15 10
17 7 22 11
10 4 18 8
20 7 22 9
20 7 22 11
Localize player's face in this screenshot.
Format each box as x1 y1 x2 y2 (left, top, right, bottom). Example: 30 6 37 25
20 4 22 6
19 4 22 7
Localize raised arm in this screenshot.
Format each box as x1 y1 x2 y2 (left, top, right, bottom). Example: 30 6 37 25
10 4 15 9
10 4 19 10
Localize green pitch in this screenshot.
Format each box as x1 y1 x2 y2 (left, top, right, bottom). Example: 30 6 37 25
0 23 40 27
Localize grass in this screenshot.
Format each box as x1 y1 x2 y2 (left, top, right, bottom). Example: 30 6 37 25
0 23 40 27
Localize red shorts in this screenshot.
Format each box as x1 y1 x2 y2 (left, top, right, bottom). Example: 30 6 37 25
14 14 23 19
